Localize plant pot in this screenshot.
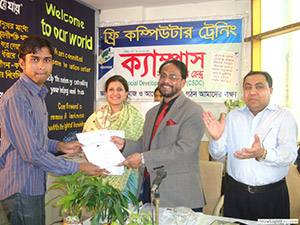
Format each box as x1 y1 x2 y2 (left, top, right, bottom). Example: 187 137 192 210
63 216 82 225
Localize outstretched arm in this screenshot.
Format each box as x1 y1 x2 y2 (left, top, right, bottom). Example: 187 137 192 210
202 111 226 141
234 134 264 159
78 162 105 176
56 141 83 154
110 136 125 150
118 153 142 169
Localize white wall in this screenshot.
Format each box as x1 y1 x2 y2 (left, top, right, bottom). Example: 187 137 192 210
97 0 252 140
100 0 250 26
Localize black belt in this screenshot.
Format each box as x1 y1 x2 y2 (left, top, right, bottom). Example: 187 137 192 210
229 176 285 194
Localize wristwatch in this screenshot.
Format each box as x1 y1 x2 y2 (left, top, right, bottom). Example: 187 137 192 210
255 148 267 162
140 153 145 166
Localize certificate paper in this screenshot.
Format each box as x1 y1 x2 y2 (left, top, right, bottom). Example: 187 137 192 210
76 130 125 175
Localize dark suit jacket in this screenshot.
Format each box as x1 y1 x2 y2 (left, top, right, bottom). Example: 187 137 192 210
123 93 206 208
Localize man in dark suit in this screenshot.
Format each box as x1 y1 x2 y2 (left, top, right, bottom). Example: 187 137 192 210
112 59 206 211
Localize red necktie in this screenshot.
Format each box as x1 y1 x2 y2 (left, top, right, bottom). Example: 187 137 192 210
145 103 169 181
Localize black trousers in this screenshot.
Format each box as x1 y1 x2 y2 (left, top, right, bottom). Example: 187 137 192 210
224 176 289 221
139 175 151 204
0 193 45 225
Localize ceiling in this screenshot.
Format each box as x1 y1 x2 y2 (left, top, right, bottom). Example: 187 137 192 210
80 0 223 10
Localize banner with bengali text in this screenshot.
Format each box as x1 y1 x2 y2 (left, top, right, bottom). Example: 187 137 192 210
0 0 95 140
99 19 243 102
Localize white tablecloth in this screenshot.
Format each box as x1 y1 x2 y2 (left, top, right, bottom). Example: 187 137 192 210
138 203 258 225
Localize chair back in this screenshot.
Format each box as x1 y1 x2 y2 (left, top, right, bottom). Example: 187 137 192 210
286 164 300 220
199 160 223 215
199 141 210 161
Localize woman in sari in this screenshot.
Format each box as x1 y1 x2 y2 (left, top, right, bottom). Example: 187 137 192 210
82 75 144 200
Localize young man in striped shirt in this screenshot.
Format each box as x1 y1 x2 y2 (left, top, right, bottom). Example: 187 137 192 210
0 35 102 225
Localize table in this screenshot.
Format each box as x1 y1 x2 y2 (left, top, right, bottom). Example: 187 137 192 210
138 203 258 225
46 172 63 225
46 155 259 225
45 155 88 225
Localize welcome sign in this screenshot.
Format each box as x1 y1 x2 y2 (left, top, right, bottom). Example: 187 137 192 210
0 0 95 140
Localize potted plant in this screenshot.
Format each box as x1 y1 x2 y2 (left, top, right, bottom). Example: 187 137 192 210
47 171 139 225
218 98 245 121
124 209 153 225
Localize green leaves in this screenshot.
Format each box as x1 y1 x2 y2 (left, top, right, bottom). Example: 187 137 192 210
224 98 245 110
47 172 140 224
126 210 154 225
218 98 245 121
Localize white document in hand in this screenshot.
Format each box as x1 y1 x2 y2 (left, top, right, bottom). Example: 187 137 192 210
76 130 125 175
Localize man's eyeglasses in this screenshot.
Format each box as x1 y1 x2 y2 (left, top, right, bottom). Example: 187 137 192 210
159 74 181 81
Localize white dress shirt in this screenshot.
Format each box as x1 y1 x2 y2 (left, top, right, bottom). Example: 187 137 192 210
210 103 298 186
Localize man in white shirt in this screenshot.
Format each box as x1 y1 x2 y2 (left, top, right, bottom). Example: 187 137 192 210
203 71 298 220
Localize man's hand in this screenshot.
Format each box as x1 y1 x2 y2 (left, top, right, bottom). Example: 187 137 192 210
202 111 225 141
234 134 264 159
110 136 125 150
57 141 83 154
118 153 142 169
78 162 109 176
